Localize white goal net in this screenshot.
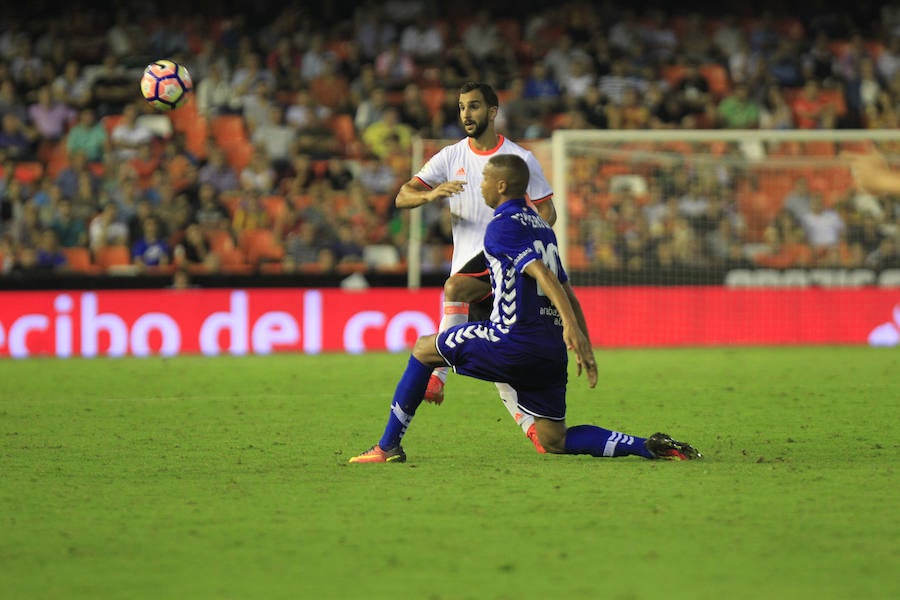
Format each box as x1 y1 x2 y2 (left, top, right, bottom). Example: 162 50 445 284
409 130 900 347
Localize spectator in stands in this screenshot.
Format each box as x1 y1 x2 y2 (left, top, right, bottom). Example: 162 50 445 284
640 8 679 65
90 54 134 118
522 61 562 116
801 193 845 261
559 55 597 102
331 222 366 264
34 228 67 271
239 148 277 194
266 36 303 93
672 60 713 117
716 82 761 129
194 62 236 117
285 87 332 134
50 197 87 248
323 156 354 192
131 214 170 270
607 85 651 129
847 211 886 259
801 31 839 86
397 82 432 135
864 236 900 269
598 58 641 108
300 33 338 83
64 107 107 164
374 40 416 91
650 88 692 129
250 105 296 175
759 84 795 129
88 201 128 254
353 85 389 134
461 9 502 66
109 102 155 161
362 106 413 160
51 59 92 110
877 35 900 82
844 56 885 128
282 221 328 272
194 182 230 233
28 84 76 143
790 78 839 129
0 112 37 160
228 51 275 117
783 176 813 223
767 39 804 88
231 189 271 234
399 14 445 66
240 79 279 134
198 146 239 195
173 223 215 271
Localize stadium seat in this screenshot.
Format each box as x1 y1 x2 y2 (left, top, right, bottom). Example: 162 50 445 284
701 63 731 98
239 228 284 265
101 114 123 137
224 140 253 172
216 247 251 273
93 244 132 272
62 246 96 274
211 114 248 145
336 260 368 274
219 192 242 217
13 161 44 185
421 87 446 119
206 228 236 253
328 114 362 158
566 245 590 270
261 195 288 223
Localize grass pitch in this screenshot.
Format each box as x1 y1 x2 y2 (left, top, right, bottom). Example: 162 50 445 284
1 347 897 600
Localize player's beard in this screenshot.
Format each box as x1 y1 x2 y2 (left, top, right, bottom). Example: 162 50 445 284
464 118 488 139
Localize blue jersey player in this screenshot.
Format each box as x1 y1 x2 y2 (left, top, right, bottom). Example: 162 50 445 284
350 154 701 463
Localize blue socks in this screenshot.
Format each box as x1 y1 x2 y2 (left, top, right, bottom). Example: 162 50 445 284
378 355 433 450
376 356 655 460
564 425 654 459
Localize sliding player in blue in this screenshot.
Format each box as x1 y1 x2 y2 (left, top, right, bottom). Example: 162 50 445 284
349 154 700 463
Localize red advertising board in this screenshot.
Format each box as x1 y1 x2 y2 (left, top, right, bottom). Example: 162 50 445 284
0 287 898 358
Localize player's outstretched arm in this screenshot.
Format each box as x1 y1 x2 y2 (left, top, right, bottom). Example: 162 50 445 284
395 178 466 209
534 198 557 227
843 149 900 195
523 260 598 388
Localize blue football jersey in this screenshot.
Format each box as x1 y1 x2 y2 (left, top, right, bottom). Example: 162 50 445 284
483 197 569 357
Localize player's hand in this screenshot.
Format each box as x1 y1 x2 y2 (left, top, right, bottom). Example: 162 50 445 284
428 180 466 202
841 149 887 192
564 326 598 389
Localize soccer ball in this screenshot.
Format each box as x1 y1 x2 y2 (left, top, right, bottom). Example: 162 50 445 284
140 59 192 111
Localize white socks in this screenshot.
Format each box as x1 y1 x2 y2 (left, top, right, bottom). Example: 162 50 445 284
433 301 469 383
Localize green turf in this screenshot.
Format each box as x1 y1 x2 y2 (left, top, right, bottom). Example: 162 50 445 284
1 347 897 600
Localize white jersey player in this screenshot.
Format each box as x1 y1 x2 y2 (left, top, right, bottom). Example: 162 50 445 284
394 82 556 452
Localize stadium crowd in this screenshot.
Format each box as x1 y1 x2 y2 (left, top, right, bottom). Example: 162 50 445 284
1 0 899 282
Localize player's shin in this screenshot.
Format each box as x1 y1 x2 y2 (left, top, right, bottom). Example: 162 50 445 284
563 425 654 459
430 301 469 385
378 355 434 450
495 383 545 453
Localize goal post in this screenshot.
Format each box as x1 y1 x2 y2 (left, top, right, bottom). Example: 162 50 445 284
407 130 899 346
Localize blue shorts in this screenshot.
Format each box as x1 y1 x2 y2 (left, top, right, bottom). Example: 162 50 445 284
436 322 569 420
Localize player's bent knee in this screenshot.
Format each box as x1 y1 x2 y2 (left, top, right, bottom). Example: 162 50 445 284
534 420 567 453
412 334 445 367
443 274 488 304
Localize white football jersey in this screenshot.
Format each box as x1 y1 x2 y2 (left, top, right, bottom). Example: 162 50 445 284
414 135 553 274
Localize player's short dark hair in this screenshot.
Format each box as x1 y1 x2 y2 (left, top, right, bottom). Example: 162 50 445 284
459 81 499 108
489 154 529 197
